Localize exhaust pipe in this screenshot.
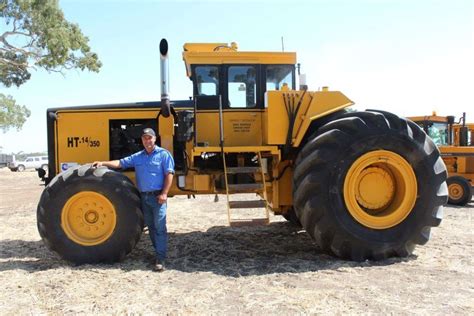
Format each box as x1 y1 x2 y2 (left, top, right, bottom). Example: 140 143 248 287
159 38 171 118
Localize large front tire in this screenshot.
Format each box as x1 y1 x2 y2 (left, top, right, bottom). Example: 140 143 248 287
37 165 143 264
293 111 447 261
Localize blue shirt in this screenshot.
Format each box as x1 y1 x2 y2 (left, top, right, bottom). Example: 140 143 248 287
120 146 175 192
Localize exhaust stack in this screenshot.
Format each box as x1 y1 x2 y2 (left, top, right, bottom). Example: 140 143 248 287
159 38 171 118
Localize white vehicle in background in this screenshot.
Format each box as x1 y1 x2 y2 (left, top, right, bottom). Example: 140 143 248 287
8 156 48 172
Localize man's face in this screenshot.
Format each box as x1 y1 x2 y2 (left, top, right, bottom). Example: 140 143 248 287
141 135 156 152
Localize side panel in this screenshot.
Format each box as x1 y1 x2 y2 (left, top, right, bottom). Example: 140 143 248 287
195 110 263 146
55 109 159 174
439 146 474 184
265 90 354 146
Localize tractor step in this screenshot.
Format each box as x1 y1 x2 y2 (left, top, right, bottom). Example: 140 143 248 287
222 151 270 227
228 183 263 192
229 200 266 209
229 218 270 227
226 167 261 174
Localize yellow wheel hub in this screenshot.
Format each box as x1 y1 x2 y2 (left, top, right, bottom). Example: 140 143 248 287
61 191 117 246
448 183 463 200
344 150 417 229
354 167 396 211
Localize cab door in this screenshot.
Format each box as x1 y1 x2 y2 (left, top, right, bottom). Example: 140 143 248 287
194 65 263 147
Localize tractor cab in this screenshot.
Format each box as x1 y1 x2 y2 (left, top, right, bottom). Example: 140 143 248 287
182 42 296 146
408 113 452 146
408 112 473 147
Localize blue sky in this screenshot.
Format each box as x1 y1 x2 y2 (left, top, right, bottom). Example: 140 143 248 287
1 0 473 153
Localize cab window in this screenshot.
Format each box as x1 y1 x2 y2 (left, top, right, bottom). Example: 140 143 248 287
427 123 448 146
266 65 294 91
228 66 256 108
195 66 219 96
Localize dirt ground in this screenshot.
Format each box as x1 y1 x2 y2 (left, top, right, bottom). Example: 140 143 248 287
0 168 472 314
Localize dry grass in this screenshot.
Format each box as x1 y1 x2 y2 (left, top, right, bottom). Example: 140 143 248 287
0 168 473 314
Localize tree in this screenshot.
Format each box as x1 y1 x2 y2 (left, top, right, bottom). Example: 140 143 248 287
0 93 30 131
0 0 101 131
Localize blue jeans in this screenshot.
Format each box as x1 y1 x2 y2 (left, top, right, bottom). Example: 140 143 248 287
141 194 167 261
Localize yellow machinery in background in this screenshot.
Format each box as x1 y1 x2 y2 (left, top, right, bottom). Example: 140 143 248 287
36 39 447 264
408 113 473 206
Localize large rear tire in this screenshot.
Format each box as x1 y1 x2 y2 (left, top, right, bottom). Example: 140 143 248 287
293 110 447 261
447 176 472 206
282 208 302 227
37 164 143 264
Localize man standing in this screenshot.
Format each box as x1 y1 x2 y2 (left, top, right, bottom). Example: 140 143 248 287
92 128 174 272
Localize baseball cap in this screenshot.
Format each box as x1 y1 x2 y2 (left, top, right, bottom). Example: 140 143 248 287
142 128 156 137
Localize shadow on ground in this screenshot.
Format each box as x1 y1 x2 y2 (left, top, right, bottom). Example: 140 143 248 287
0 222 413 276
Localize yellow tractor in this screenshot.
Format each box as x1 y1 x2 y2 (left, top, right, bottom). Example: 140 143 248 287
37 39 447 264
408 112 473 206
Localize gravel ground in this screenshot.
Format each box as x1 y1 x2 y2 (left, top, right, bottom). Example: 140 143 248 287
0 168 472 314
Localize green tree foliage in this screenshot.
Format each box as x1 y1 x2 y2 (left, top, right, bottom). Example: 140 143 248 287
0 0 101 130
0 93 30 131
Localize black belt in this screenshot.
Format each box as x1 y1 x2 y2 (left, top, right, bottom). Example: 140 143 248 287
140 190 162 196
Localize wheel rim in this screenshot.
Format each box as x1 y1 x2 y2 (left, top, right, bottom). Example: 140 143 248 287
448 183 464 200
344 150 417 229
18 165 25 171
61 191 117 246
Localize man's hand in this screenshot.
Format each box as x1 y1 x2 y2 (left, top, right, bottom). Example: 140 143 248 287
92 161 103 168
157 193 168 204
91 160 121 169
157 173 173 204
